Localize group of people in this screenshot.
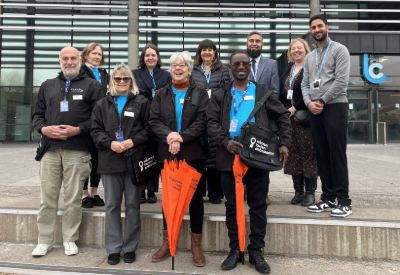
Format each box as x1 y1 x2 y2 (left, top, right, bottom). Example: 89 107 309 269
31 14 352 274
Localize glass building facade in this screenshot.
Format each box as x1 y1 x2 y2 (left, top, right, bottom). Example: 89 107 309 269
0 0 399 142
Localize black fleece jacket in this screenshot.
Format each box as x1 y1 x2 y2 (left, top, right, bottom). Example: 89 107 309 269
91 93 150 174
207 81 292 172
32 71 103 152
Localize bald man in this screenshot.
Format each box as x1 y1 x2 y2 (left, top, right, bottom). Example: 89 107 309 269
32 47 103 257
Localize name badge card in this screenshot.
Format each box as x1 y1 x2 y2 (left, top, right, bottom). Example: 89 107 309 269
243 95 254 101
229 119 238 133
60 100 69 112
287 89 293 100
115 130 124 142
207 89 212 99
124 111 134 117
179 98 185 104
73 95 83 100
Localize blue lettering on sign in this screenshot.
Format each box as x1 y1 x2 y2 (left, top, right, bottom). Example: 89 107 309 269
362 53 387 84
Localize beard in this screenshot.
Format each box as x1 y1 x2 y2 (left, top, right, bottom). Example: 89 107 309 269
247 48 262 59
312 31 328 42
61 65 81 79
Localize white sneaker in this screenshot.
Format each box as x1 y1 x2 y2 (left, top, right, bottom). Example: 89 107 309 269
63 242 79 256
32 244 52 257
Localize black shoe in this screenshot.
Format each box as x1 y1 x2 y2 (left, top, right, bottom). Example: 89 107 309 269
92 195 105 206
123 251 136 263
209 198 222 204
221 250 244 271
82 196 94 208
249 251 271 274
147 194 157 204
107 253 120 265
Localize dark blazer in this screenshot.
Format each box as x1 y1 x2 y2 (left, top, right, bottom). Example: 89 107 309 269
191 62 230 93
149 82 209 162
133 67 171 100
91 93 150 174
80 64 109 96
207 81 291 172
249 55 280 93
279 67 307 110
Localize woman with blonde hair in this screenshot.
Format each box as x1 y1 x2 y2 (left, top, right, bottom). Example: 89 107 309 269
81 42 109 208
279 38 318 206
91 63 150 265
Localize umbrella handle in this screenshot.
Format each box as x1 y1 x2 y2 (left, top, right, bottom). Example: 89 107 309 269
241 252 245 264
172 256 175 270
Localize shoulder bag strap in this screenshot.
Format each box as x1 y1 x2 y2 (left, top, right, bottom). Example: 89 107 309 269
244 90 271 124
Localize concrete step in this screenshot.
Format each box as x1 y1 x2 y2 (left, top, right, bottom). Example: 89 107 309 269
1 203 399 261
0 243 399 275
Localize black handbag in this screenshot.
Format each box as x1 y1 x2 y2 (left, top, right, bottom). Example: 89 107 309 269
293 109 312 127
125 143 158 186
35 135 50 161
238 92 282 171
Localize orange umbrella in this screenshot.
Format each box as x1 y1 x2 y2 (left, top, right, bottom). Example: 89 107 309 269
161 159 202 270
233 154 248 261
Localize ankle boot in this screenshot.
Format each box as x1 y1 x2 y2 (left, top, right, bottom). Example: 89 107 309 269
152 230 170 262
302 177 317 206
191 232 205 267
291 175 304 204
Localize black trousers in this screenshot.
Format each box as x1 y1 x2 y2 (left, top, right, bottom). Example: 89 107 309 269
206 168 224 200
162 160 205 234
310 103 351 206
83 150 101 191
221 167 269 252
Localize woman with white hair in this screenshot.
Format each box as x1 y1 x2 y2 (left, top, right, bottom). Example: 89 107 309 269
149 51 209 267
91 63 150 265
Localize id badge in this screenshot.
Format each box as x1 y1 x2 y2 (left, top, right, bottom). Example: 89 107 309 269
179 98 185 104
60 100 69 112
287 89 293 100
313 79 321 90
115 130 124 142
229 119 238 133
207 89 212 99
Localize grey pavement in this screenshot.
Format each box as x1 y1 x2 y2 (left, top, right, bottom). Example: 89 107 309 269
0 143 399 210
0 242 399 275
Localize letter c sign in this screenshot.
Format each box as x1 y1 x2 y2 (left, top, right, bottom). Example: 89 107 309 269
362 53 387 84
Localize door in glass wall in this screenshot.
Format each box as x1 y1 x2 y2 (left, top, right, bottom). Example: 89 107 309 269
378 91 400 143
348 91 371 143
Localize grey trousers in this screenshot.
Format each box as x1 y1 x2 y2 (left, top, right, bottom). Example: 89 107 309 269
102 173 141 254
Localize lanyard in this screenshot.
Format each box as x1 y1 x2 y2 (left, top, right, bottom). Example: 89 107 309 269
315 39 332 78
201 64 211 85
64 79 71 101
231 82 249 116
113 96 123 130
288 65 300 90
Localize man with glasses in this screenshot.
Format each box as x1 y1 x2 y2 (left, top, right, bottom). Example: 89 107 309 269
207 51 291 274
31 46 102 257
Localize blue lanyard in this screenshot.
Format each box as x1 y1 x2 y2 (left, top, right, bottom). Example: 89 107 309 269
231 82 249 116
113 96 123 129
64 79 71 100
201 64 211 85
315 39 332 78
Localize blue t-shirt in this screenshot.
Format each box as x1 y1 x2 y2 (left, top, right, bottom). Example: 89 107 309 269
229 82 256 139
114 95 128 119
171 86 187 132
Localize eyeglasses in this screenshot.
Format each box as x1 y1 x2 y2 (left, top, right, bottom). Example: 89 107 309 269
231 61 250 67
113 77 131 83
171 63 187 69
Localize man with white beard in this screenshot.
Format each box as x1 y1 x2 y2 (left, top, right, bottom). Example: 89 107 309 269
31 46 102 257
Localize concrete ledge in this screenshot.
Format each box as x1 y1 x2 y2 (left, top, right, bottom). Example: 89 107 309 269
0 208 399 260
